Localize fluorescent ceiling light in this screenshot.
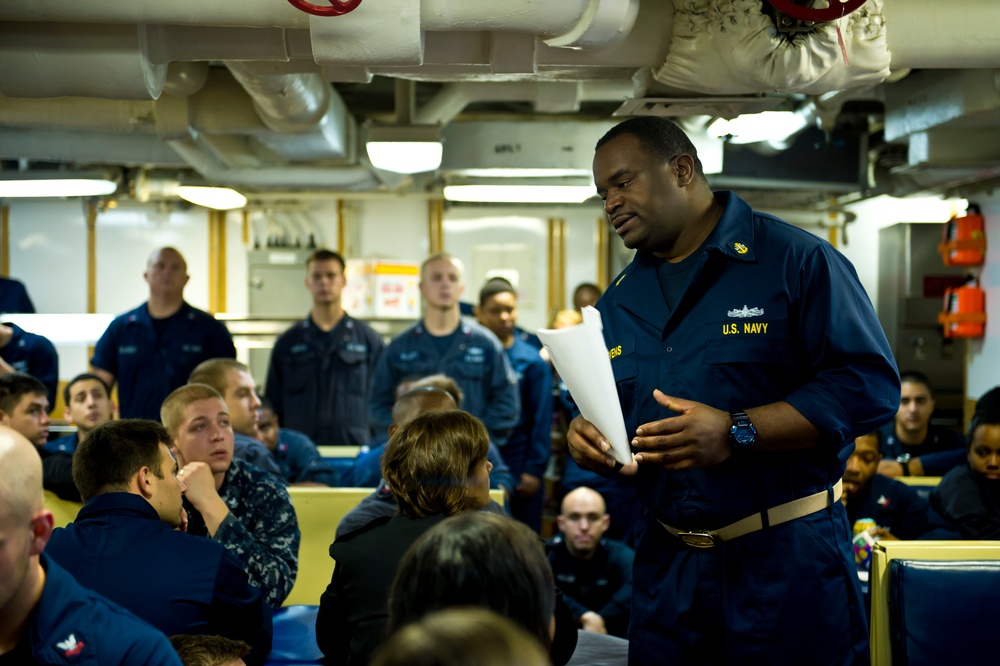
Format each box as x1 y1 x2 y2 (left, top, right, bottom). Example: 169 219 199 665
451 168 593 178
365 124 443 174
178 186 247 210
444 183 595 204
367 142 443 174
708 111 809 145
0 178 117 198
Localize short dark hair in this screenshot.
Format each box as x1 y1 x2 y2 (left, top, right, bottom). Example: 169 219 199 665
306 248 346 272
161 383 226 439
188 358 249 396
388 512 556 651
968 386 1000 445
596 116 705 178
899 370 933 395
63 372 111 406
409 374 464 408
382 410 489 519
0 373 47 415
169 634 251 666
391 386 457 427
478 278 515 307
73 419 171 502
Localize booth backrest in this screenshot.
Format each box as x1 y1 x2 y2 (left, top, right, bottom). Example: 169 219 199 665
894 476 942 501
44 490 83 528
870 541 1000 665
284 487 507 606
888 559 1000 666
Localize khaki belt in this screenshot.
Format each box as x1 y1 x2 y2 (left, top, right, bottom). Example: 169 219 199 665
658 479 843 549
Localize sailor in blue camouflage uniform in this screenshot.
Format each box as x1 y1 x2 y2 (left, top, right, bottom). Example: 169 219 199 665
163 383 300 609
0 425 181 665
569 118 900 665
91 247 236 420
475 278 552 531
0 321 58 409
370 253 520 446
266 249 384 447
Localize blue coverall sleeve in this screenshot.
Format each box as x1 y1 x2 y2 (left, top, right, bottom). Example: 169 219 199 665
487 442 516 493
264 338 287 422
211 550 274 661
208 317 237 358
916 448 967 477
90 319 120 376
783 244 901 447
523 355 554 478
29 335 59 409
368 348 398 433
290 441 339 486
481 346 521 446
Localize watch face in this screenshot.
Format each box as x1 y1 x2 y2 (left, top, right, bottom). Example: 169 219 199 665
732 426 755 446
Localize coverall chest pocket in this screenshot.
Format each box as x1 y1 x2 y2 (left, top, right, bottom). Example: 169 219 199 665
284 351 318 394
705 319 791 394
336 348 368 393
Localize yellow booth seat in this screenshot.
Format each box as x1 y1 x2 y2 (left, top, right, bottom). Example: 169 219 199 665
284 487 507 607
43 490 83 528
46 486 507 609
870 540 1000 665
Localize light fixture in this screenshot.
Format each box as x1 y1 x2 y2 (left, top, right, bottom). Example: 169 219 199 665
177 186 247 210
708 111 809 145
0 172 117 198
365 124 443 174
443 178 596 204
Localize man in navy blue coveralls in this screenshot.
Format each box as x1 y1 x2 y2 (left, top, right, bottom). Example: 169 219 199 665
369 253 520 446
0 321 59 409
569 117 900 665
476 278 552 530
266 249 384 447
91 247 236 420
0 425 181 665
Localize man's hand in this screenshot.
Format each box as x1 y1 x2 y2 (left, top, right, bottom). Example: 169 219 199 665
515 473 541 497
177 462 218 510
871 527 898 541
631 390 732 471
567 415 621 473
177 462 230 537
579 611 608 634
877 458 926 477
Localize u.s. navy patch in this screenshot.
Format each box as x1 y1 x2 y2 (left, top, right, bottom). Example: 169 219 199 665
733 242 749 254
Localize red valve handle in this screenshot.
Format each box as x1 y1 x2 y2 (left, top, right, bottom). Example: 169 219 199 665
287 0 362 17
766 0 869 23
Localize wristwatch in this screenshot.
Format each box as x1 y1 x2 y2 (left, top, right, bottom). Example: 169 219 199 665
896 453 912 476
728 411 757 454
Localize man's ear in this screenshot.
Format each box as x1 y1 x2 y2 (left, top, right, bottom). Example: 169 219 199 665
136 466 155 498
556 515 566 533
63 407 73 423
600 514 611 531
0 409 9 425
30 510 55 555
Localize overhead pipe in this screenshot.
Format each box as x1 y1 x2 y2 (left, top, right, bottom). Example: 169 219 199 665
167 136 382 190
2 0 638 49
413 80 638 126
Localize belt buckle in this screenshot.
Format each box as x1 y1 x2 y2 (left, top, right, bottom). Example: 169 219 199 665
676 530 720 549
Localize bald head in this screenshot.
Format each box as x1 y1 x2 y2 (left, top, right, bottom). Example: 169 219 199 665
557 486 610 559
561 487 606 515
0 425 44 524
391 388 458 431
0 425 54 637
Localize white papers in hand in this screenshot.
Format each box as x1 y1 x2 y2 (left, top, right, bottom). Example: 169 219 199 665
536 306 632 465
